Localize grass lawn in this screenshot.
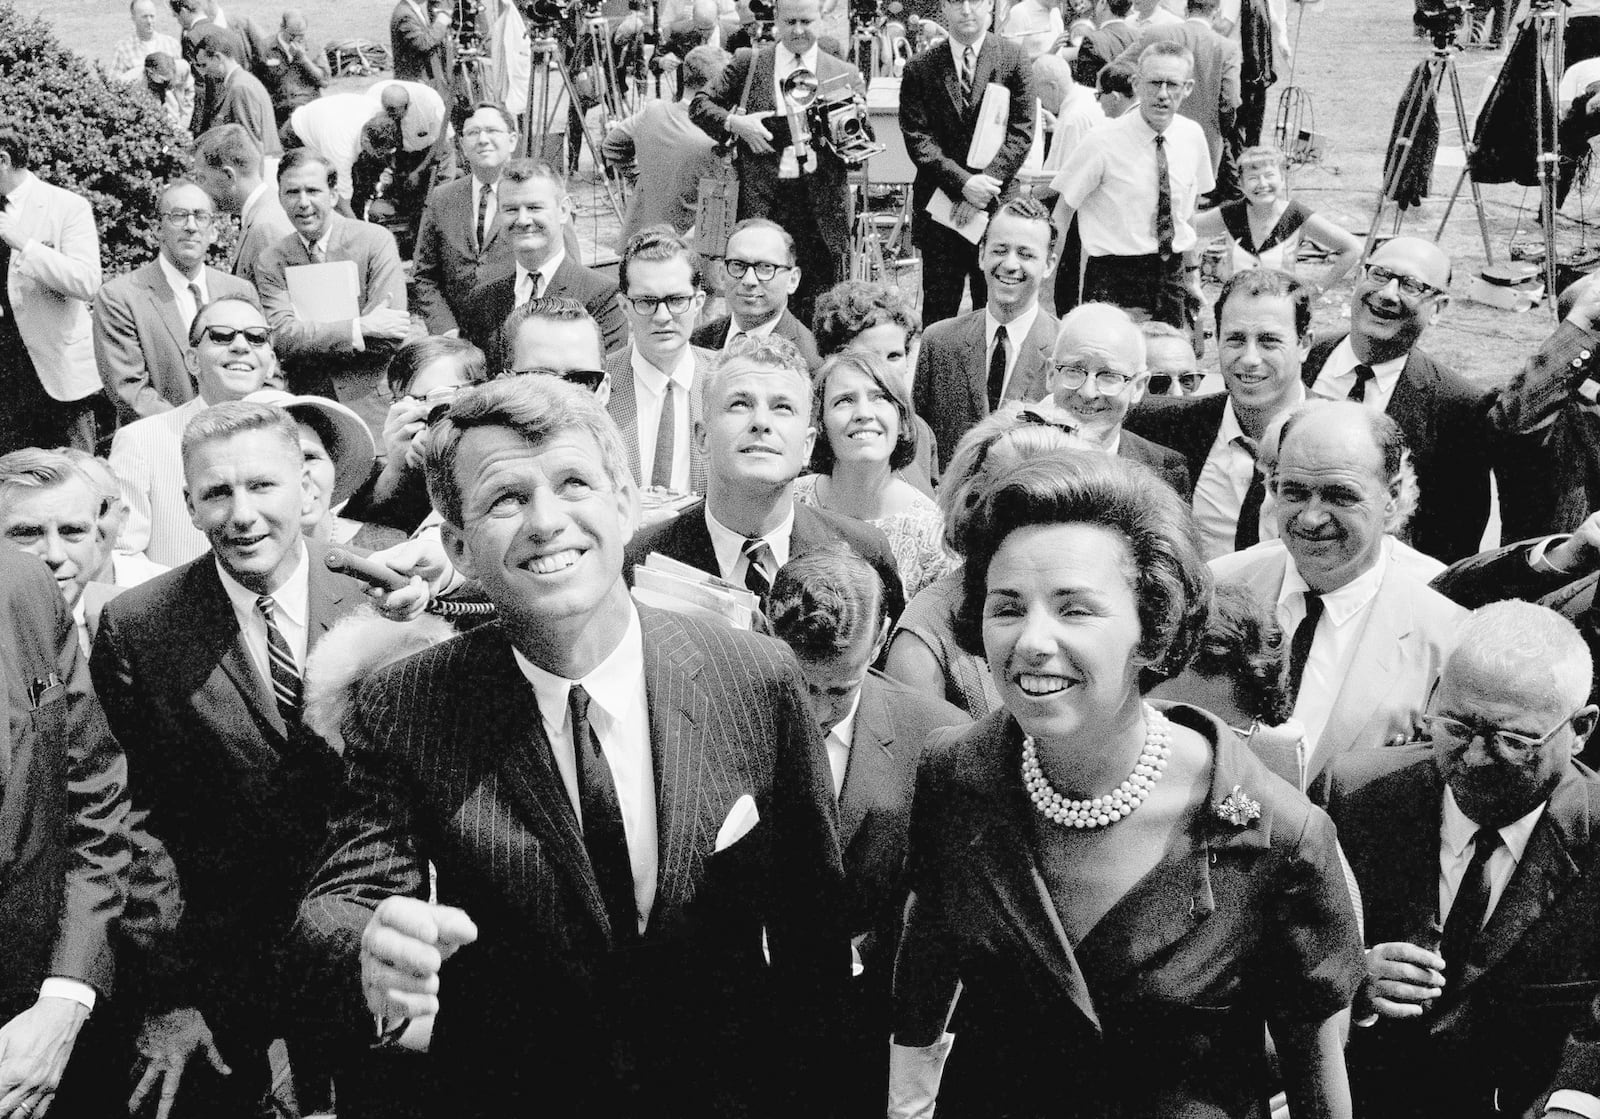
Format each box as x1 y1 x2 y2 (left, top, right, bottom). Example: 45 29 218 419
17 0 1582 390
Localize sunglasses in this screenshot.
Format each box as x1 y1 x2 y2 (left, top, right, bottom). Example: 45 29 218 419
201 325 272 347
502 367 608 393
1147 372 1206 396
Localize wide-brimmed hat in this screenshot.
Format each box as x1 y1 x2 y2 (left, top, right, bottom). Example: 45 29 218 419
245 389 376 507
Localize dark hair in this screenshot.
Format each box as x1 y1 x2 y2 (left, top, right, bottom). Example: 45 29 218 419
619 224 703 294
983 196 1058 253
195 123 261 174
501 158 566 193
277 145 338 190
190 23 242 61
955 452 1212 690
187 294 268 346
682 44 730 91
811 280 921 357
500 295 606 374
768 546 886 660
726 217 796 266
808 351 918 474
385 336 489 397
1097 59 1137 97
1213 267 1313 340
1188 582 1292 724
1105 0 1134 17
464 101 517 132
0 126 31 172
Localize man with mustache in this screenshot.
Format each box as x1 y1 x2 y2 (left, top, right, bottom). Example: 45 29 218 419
1300 235 1490 565
1212 401 1465 783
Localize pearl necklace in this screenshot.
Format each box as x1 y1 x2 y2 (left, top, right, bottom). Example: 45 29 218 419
1021 704 1172 829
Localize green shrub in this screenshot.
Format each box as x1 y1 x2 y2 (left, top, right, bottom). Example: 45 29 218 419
0 0 195 276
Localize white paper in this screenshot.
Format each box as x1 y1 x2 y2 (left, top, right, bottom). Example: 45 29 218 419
927 189 989 245
285 260 360 322
965 82 1012 169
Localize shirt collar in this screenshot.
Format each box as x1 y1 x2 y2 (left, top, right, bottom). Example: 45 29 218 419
516 249 566 295
157 250 205 294
630 342 696 389
1218 379 1306 447
705 501 796 579
951 33 986 64
298 230 331 258
780 43 820 71
827 687 865 749
5 170 35 207
1441 782 1547 863
987 302 1040 345
1279 534 1389 623
214 541 310 627
513 602 645 729
730 309 784 338
1328 335 1407 382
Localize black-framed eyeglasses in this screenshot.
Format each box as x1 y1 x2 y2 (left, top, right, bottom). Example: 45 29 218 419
1363 263 1445 301
724 259 792 281
503 367 608 392
160 208 216 227
1419 710 1583 756
624 293 696 316
201 325 271 347
1148 372 1206 396
397 385 463 408
1051 362 1137 395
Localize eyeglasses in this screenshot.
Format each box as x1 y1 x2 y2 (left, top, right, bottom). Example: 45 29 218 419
200 325 271 347
160 208 216 227
503 367 608 392
1363 263 1445 301
1148 372 1206 396
724 259 792 282
623 293 696 316
397 385 462 408
1419 710 1583 756
462 126 511 138
1051 362 1137 394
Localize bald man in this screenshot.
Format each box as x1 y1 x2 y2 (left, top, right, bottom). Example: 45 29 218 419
259 8 329 118
1299 236 1490 564
1043 302 1191 496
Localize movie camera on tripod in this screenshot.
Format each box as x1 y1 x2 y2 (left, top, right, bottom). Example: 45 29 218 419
779 69 885 169
849 0 904 35
441 0 485 52
518 0 607 38
1413 0 1471 48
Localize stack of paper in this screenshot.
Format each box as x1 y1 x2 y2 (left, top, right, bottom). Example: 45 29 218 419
632 553 761 630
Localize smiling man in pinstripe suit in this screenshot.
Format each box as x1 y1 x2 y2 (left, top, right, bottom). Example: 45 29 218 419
295 375 849 1118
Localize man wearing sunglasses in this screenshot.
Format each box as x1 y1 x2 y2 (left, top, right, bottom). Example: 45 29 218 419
93 180 256 426
504 295 612 402
1318 599 1600 1119
690 219 823 371
109 295 281 567
1300 235 1490 565
1141 319 1206 397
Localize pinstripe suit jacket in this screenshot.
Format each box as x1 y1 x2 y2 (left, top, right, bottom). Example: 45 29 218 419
294 607 849 1117
604 344 713 492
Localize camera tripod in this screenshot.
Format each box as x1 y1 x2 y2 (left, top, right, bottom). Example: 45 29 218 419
523 28 626 222
569 8 640 121
1362 35 1495 266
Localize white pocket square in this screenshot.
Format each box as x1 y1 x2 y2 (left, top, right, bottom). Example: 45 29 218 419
714 794 759 852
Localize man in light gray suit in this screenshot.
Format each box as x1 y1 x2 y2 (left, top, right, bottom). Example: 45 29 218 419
912 198 1059 476
1213 401 1465 784
191 124 293 293
1117 0 1241 174
93 179 256 424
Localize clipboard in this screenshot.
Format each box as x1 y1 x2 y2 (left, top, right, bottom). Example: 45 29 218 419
285 260 360 321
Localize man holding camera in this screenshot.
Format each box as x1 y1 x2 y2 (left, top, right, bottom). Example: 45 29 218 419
690 0 865 325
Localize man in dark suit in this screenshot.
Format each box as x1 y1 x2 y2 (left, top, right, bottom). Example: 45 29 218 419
690 218 824 371
1044 302 1193 497
459 160 629 372
767 547 968 1113
1319 599 1600 1119
913 198 1059 476
93 179 257 425
293 375 849 1117
190 25 280 160
256 149 412 431
0 544 129 1119
1300 236 1490 565
900 0 1034 326
411 103 517 337
625 335 907 622
1072 0 1140 86
192 124 294 294
689 0 866 324
93 401 366 1117
389 0 453 98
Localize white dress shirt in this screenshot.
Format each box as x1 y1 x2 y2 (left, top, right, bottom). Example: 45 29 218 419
706 503 795 585
1438 784 1545 935
720 311 782 352
774 42 821 107
630 345 697 492
216 543 311 688
1309 337 1406 414
157 251 209 337
1277 543 1387 756
987 303 1041 403
515 249 566 308
1191 387 1304 561
825 690 864 799
513 605 659 934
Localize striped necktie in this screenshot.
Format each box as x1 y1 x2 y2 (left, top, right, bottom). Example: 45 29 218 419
960 45 975 103
257 595 303 726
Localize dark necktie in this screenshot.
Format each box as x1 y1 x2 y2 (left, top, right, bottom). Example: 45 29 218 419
987 324 1009 411
1154 133 1175 260
569 684 638 943
1441 827 1504 978
186 282 204 332
1285 591 1322 703
651 382 676 490
961 45 975 103
1348 363 1376 403
0 196 12 321
743 537 775 603
257 595 303 726
474 182 491 251
1233 436 1266 551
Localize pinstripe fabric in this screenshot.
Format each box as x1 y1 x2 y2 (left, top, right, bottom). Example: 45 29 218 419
294 606 848 1115
109 394 211 566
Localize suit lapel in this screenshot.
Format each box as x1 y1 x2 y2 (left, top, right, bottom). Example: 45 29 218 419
605 352 643 485
838 676 895 849
1007 314 1056 402
1367 761 1445 947
940 42 965 120
191 561 290 753
1314 575 1412 776
1386 352 1433 443
140 263 190 356
962 315 987 418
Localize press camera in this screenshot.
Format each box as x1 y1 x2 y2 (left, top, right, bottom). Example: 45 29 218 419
781 70 884 167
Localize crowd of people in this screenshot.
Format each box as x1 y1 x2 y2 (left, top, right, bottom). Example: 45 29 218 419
10 0 1600 1116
